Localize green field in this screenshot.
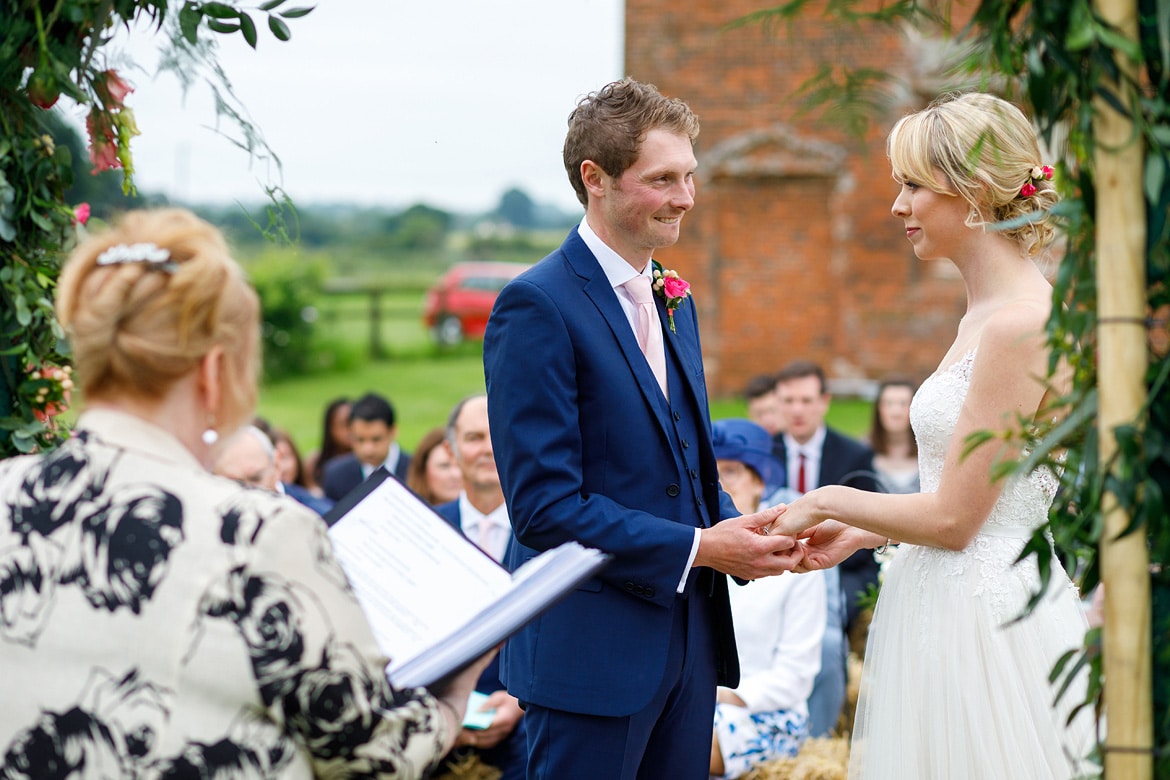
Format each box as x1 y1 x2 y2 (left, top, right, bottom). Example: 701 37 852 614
247 244 873 455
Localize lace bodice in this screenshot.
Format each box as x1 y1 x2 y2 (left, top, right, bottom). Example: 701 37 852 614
910 350 1058 536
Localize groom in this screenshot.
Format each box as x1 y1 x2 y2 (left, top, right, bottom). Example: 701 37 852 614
483 78 802 779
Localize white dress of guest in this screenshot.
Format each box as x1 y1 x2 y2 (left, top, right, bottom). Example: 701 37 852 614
714 567 826 778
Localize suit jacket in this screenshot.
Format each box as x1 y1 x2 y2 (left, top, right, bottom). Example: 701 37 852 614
321 451 411 503
483 227 741 718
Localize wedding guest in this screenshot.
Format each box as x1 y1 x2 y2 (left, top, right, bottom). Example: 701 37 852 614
709 420 825 779
249 419 335 516
321 392 412 502
304 396 351 493
869 376 920 494
780 93 1095 778
406 427 464 506
434 395 525 780
744 372 785 436
0 208 487 778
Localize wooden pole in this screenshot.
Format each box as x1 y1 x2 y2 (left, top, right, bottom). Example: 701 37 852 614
1092 0 1152 776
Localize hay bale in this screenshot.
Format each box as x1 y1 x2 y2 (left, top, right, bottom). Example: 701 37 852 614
430 752 501 780
738 736 850 780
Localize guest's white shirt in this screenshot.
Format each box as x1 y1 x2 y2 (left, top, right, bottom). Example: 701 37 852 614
784 426 827 494
360 442 402 480
457 493 510 564
724 567 826 716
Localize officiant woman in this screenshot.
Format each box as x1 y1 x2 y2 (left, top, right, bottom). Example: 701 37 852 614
0 208 487 778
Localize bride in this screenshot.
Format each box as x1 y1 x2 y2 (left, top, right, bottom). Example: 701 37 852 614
776 92 1095 778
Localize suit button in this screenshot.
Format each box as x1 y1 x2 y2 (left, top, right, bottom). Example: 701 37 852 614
644 586 655 598
681 439 689 448
673 412 681 421
624 581 636 592
689 468 697 478
695 497 703 507
666 484 681 497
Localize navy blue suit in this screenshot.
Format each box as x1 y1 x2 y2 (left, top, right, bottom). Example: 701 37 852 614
434 500 526 780
484 227 740 778
320 451 411 503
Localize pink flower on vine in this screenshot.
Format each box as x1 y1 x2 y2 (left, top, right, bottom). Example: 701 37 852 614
95 70 133 109
74 203 90 225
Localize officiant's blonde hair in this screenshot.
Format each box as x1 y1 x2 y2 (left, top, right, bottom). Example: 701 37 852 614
887 92 1059 257
57 208 260 435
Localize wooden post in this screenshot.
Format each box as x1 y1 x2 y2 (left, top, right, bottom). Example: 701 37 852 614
1092 0 1152 776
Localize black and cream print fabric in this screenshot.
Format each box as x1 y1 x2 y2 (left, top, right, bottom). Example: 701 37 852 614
0 410 447 779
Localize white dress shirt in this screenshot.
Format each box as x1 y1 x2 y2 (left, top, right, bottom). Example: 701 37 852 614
783 427 827 494
457 492 511 563
360 442 402 480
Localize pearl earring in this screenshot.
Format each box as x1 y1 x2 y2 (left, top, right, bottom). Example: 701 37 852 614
202 427 219 445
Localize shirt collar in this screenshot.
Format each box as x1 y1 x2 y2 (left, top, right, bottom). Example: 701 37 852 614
784 426 827 458
458 492 509 529
578 215 654 290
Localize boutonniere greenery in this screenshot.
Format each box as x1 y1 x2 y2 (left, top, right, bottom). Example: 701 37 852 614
652 263 691 333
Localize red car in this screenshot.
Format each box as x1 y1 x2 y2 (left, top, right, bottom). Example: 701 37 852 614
423 262 530 345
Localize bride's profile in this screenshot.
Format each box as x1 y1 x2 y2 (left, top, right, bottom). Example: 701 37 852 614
778 92 1095 778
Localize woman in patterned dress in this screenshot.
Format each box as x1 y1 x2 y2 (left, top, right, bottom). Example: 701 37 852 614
0 208 487 778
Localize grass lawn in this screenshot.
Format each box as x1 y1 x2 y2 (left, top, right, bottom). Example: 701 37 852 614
260 348 873 456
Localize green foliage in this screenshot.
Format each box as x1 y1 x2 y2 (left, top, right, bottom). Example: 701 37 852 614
0 0 312 457
243 250 330 380
382 203 452 250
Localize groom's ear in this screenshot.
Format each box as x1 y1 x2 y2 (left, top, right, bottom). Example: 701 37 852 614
581 160 608 201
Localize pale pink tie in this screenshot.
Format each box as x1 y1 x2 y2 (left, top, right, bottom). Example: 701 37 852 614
623 275 668 399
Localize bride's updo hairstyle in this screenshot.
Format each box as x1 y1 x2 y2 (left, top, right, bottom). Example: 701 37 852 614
887 92 1059 257
57 208 260 436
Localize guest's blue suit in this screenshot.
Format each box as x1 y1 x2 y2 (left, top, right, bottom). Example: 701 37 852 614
433 500 526 780
484 227 741 778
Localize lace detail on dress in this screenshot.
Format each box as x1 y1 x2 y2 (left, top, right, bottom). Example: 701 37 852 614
903 348 1076 625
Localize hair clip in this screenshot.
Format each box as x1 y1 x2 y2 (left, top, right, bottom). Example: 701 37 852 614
1019 165 1054 198
95 242 178 271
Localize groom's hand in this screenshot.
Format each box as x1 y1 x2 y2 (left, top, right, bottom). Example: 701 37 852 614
693 505 803 580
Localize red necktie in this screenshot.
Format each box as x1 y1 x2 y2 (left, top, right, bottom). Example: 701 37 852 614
797 452 807 494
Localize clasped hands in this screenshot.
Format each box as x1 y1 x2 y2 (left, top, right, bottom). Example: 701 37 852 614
695 502 859 579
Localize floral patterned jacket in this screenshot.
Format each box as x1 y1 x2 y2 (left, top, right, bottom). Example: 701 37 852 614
0 409 448 778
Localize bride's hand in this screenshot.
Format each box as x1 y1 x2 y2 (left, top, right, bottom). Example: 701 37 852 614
794 520 872 572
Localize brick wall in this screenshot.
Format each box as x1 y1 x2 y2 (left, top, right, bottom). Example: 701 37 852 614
625 0 969 398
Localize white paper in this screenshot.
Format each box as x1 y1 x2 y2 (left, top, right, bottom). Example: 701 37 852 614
327 477 510 665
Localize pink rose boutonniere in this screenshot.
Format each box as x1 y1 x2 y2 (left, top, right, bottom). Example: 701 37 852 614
652 264 691 333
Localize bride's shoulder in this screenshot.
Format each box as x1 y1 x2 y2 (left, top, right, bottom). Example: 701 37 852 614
982 298 1050 344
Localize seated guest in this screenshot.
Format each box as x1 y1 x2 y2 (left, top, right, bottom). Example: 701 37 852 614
0 208 488 778
222 422 334 516
304 396 351 495
321 392 411 502
433 394 525 780
744 372 785 436
869 376 920 495
710 419 826 779
406 426 464 506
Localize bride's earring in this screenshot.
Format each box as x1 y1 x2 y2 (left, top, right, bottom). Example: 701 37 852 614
202 420 219 446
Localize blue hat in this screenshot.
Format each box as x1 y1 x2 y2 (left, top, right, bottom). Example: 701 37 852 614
711 418 785 494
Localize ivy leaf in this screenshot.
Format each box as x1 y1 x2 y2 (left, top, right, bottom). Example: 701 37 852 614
279 6 313 18
201 2 240 19
179 2 202 44
258 0 285 8
268 15 291 41
207 19 241 34
239 13 258 48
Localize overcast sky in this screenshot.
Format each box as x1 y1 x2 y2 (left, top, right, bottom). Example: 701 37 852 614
96 1 624 213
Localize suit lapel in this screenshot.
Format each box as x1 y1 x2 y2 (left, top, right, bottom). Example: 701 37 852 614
564 231 673 419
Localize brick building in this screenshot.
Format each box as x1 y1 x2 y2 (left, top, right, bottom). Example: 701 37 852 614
624 0 969 398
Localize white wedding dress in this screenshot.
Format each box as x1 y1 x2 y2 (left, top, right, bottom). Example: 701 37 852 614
849 350 1096 779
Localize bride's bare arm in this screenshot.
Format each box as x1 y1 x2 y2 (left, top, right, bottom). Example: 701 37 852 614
778 303 1053 551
